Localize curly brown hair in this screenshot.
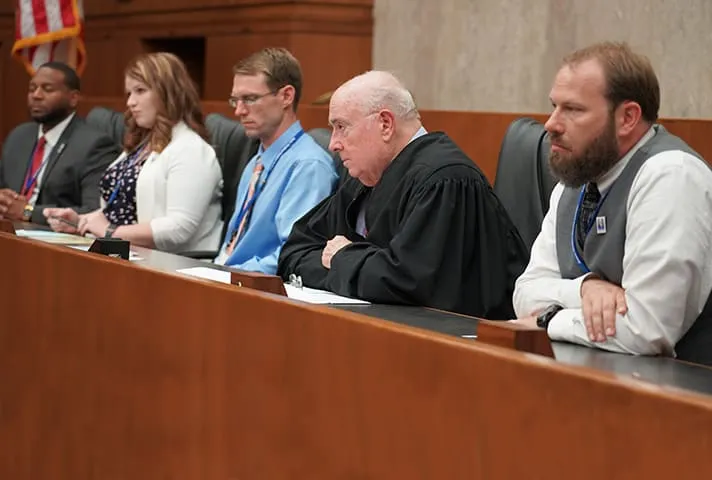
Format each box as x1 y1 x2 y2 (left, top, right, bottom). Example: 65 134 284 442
123 52 209 153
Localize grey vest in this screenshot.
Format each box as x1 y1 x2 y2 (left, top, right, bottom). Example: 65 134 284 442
556 126 712 365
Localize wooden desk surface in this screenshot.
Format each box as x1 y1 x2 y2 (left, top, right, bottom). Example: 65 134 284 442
122 234 712 398
3 231 712 479
12 222 712 398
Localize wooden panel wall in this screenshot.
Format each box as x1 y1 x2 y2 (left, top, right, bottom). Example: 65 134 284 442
0 5 22 149
0 0 373 142
76 98 712 184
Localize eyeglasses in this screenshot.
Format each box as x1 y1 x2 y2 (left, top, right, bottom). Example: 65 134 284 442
228 89 279 108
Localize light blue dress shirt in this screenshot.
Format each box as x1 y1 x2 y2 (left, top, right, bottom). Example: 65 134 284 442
215 121 337 273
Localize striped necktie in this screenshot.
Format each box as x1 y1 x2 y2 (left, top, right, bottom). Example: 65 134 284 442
226 158 264 255
577 182 601 250
21 136 46 199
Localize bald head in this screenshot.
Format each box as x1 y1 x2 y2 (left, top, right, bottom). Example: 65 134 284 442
331 71 419 121
328 71 423 186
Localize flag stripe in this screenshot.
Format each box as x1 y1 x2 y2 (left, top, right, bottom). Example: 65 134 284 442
61 0 77 28
33 42 51 68
19 0 37 39
30 0 49 35
45 0 65 32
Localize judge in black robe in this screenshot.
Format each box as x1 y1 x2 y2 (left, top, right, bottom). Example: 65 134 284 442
277 72 528 319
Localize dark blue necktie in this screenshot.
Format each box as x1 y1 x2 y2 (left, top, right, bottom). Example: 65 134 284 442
577 182 601 250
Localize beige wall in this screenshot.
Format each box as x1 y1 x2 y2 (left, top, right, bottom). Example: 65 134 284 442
374 0 712 118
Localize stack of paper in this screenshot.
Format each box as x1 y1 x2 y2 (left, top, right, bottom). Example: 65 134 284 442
15 229 94 245
176 267 370 305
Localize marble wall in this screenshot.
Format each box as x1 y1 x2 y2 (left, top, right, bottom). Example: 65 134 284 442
373 0 712 118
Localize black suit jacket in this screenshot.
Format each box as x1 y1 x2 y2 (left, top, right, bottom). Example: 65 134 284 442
0 115 120 224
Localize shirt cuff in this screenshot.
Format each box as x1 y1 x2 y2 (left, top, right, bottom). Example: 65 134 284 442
557 273 594 309
546 308 583 342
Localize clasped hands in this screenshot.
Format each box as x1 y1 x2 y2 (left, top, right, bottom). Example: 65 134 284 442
321 235 352 269
0 188 27 220
44 207 110 237
517 277 628 343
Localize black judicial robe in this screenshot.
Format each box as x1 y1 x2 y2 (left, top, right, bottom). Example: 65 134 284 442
277 132 528 319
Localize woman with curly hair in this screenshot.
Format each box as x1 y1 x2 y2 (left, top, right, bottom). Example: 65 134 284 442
45 52 223 253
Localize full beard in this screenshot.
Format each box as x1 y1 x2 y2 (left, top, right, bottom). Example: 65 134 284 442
548 119 620 187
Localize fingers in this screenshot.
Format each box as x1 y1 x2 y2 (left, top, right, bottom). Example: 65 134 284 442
78 218 90 236
588 296 604 342
0 191 16 212
43 208 59 219
601 295 617 338
616 289 628 315
582 286 625 342
47 217 76 233
582 293 593 340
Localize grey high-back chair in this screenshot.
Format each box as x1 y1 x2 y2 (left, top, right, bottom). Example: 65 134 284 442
86 106 125 149
205 113 260 230
307 127 348 185
494 117 557 253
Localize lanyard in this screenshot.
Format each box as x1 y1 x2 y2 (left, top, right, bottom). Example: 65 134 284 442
107 145 149 207
23 142 64 195
570 185 610 274
227 129 305 242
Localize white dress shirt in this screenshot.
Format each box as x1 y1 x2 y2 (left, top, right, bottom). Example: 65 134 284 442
29 112 75 206
514 127 712 357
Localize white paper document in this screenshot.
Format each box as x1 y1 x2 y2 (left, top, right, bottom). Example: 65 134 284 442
177 267 231 284
283 284 369 305
15 229 94 245
177 267 370 305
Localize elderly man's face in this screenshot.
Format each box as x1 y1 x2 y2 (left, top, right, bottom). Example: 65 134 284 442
328 96 389 187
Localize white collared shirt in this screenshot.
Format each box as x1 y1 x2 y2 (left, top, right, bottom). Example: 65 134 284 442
29 112 76 205
513 126 712 357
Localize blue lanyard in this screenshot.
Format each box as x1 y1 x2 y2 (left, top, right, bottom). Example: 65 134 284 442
227 129 305 243
570 185 610 273
23 141 64 195
107 146 148 207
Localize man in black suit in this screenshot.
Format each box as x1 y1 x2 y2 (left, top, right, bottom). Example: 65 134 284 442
0 62 119 225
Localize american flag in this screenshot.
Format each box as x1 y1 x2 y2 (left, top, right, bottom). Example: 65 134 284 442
12 0 86 76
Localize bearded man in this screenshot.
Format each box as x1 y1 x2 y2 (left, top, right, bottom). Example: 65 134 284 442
512 42 712 365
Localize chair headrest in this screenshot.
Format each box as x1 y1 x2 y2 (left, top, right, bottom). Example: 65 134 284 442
306 128 332 153
86 106 125 147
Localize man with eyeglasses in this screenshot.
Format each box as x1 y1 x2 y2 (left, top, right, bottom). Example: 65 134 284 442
278 71 528 319
214 48 338 273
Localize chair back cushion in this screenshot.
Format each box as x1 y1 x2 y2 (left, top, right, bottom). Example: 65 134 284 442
494 117 557 252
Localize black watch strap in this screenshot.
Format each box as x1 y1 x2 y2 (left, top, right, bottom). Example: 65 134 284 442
536 304 564 329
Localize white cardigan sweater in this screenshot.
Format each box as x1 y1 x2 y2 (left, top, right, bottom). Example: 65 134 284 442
102 122 223 253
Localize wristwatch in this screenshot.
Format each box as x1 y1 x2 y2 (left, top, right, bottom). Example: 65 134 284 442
22 204 34 222
536 304 564 330
104 224 118 238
